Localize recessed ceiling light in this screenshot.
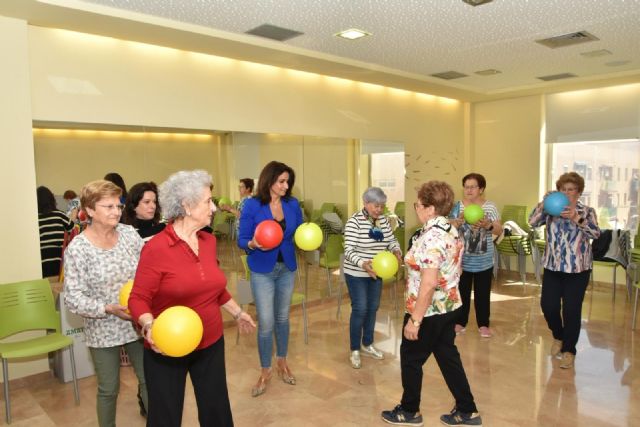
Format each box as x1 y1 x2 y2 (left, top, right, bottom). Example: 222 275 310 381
335 29 371 40
475 69 502 76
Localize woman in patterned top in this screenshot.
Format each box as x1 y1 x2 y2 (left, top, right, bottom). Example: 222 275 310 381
529 172 600 369
449 173 502 338
382 181 482 427
64 180 147 427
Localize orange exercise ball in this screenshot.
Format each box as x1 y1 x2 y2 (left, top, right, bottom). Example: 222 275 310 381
152 306 203 357
255 219 284 249
118 280 134 313
294 222 323 251
372 251 399 280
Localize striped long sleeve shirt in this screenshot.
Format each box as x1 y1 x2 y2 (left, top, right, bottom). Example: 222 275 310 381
343 210 400 277
38 209 74 277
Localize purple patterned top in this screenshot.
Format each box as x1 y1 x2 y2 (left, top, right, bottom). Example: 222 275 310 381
529 201 600 273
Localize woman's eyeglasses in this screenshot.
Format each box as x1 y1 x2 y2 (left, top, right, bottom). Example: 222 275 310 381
96 204 124 211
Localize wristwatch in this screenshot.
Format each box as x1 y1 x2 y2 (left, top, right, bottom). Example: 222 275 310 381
410 317 422 327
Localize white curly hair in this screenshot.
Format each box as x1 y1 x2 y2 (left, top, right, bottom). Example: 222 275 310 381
159 170 212 220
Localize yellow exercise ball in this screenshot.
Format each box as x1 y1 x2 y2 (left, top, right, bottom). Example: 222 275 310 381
119 280 134 313
372 251 399 280
152 306 203 357
294 222 324 251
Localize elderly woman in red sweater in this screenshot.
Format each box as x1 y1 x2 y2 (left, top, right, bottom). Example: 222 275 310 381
129 170 255 427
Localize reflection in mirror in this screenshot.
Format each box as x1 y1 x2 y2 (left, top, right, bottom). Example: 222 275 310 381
32 124 404 306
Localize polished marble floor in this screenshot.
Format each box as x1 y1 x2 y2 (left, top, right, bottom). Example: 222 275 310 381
2 243 640 426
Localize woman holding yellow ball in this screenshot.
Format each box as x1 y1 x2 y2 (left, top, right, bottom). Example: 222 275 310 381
129 170 255 427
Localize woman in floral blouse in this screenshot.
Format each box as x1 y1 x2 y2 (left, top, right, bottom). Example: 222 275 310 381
64 180 148 426
382 180 482 427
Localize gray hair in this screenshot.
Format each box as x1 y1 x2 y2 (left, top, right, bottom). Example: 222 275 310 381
362 187 387 204
159 170 212 220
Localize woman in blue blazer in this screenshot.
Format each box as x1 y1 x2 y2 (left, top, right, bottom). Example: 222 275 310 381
238 161 303 397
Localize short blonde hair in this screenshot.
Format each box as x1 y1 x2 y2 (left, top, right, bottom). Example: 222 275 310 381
556 172 585 194
417 180 455 216
80 180 122 213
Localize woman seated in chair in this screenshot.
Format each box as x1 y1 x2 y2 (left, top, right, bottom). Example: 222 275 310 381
63 180 148 426
529 171 600 369
343 187 401 369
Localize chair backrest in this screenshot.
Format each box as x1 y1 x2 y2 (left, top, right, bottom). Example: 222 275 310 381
240 255 251 280
394 227 405 255
322 234 344 264
0 279 61 340
320 202 336 214
501 205 530 232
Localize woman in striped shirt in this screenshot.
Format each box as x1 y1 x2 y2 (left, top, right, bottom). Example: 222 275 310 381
37 185 74 278
449 173 502 338
343 187 401 369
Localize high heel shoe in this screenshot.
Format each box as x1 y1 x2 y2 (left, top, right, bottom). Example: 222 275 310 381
276 361 296 385
251 371 272 397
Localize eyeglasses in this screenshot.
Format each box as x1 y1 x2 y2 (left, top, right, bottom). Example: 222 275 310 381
96 204 124 211
413 202 423 210
463 185 479 190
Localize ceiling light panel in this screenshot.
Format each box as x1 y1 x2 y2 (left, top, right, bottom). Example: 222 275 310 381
335 29 371 40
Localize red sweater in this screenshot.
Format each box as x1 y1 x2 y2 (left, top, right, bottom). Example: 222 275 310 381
130 223 231 350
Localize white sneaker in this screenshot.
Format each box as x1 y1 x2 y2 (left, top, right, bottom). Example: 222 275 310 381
350 350 361 369
361 344 384 360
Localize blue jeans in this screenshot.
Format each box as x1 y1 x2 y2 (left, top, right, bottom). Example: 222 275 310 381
345 274 383 351
251 262 295 368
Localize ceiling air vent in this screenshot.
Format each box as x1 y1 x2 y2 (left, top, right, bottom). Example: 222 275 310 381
537 73 577 81
475 69 501 76
536 31 599 49
462 0 493 6
431 71 468 80
245 24 304 42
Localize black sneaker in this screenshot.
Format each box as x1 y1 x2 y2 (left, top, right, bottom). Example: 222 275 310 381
440 407 482 426
381 404 424 426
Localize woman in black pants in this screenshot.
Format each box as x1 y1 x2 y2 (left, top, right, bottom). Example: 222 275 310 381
529 172 600 369
382 181 482 427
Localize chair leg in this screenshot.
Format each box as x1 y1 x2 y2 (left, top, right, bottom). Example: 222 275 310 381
633 287 639 330
325 267 332 297
2 358 10 424
613 266 617 303
336 279 342 320
302 299 308 344
68 345 80 405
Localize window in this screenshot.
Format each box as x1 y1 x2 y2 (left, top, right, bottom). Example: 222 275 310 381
551 139 640 231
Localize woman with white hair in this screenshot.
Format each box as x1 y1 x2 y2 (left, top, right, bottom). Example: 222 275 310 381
343 187 401 369
129 170 256 427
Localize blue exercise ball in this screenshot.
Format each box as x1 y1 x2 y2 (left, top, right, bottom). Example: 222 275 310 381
544 192 569 216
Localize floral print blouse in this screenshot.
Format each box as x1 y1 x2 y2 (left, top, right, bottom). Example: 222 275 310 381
404 216 463 317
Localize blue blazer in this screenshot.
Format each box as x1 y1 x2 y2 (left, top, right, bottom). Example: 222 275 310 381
238 196 303 273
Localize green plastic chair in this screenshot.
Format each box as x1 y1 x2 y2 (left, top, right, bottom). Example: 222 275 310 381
0 279 80 423
496 205 533 284
319 234 344 297
628 249 640 330
394 201 405 221
240 255 308 344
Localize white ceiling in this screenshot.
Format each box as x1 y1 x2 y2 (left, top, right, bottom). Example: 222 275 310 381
3 0 640 100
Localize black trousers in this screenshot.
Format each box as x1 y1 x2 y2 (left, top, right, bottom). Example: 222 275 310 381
400 311 477 414
144 336 233 427
457 267 493 328
540 269 590 355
